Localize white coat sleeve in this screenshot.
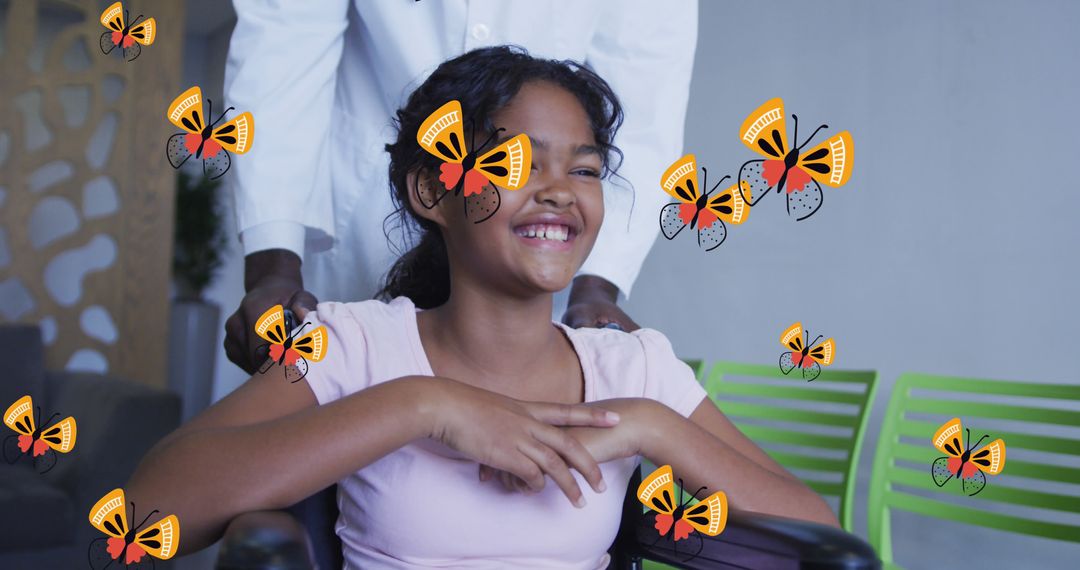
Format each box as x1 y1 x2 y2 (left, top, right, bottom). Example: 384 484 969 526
579 0 698 299
225 0 351 260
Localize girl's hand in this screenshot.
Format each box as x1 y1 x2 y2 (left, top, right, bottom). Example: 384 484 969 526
423 377 621 508
478 399 653 495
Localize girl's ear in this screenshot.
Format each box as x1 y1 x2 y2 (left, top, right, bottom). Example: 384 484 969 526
406 169 449 228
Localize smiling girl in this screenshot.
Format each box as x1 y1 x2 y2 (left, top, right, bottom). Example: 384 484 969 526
126 46 836 569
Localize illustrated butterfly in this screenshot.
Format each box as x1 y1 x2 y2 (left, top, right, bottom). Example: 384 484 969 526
637 464 728 562
2 395 76 474
778 322 835 382
416 100 532 223
659 154 751 251
737 98 853 221
253 305 328 383
166 86 254 180
98 2 155 62
931 418 1006 497
88 488 180 569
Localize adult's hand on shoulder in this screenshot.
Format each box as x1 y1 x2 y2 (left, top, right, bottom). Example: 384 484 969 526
224 249 320 374
562 275 640 332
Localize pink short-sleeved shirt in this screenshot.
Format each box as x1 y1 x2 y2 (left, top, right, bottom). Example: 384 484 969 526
302 297 707 569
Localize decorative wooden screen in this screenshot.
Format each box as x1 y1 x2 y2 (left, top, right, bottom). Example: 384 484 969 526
0 0 184 388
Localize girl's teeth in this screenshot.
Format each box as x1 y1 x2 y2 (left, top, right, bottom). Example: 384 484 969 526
516 224 571 242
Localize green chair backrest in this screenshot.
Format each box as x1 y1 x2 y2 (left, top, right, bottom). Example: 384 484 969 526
702 360 879 531
867 373 1080 566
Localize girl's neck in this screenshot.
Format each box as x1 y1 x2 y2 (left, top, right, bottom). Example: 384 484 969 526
419 284 564 386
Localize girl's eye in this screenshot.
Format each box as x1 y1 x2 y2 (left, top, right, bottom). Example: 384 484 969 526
573 168 601 178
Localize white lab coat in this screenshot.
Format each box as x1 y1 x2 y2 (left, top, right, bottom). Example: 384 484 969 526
224 0 697 304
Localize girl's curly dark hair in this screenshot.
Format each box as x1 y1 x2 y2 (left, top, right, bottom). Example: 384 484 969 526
377 45 624 309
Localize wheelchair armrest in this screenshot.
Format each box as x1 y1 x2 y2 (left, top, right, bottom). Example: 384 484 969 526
215 510 317 570
626 509 880 570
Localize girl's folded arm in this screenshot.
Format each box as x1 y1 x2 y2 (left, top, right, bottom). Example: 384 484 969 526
124 366 439 554
634 398 840 528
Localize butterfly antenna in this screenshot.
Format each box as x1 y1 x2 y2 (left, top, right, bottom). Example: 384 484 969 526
287 322 311 341
131 14 145 26
42 412 60 428
210 104 236 129
709 175 731 195
808 334 823 348
476 127 506 154
971 434 989 451
797 121 830 151
133 505 160 531
791 114 799 153
701 167 709 197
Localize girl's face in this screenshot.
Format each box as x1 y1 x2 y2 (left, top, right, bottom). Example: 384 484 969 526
418 81 605 297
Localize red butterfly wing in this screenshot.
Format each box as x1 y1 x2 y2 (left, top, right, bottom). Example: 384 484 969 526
111 31 123 46
673 519 695 541
947 456 962 476
462 168 491 197
762 160 786 186
268 343 284 362
785 166 812 193
107 537 126 560
654 513 675 537
125 543 148 564
439 163 464 191
32 438 48 457
17 434 32 453
283 348 301 366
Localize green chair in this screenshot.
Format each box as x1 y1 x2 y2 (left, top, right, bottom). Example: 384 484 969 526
867 373 1080 569
702 360 879 531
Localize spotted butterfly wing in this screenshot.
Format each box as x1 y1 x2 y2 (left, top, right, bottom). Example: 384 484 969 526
658 155 702 241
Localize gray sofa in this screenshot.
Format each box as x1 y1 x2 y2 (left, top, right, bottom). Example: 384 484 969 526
0 324 181 568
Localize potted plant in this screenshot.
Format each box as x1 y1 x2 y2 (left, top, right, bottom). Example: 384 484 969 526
168 171 227 421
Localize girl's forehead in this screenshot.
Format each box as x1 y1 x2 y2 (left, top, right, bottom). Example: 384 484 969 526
491 84 596 146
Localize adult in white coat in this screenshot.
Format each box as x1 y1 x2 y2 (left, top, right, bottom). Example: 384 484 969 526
222 0 697 373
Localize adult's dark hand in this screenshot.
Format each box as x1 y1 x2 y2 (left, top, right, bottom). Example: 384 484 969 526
224 249 320 374
561 275 640 332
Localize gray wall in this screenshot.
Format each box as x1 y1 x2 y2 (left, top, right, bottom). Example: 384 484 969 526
625 1 1079 568
194 1 1080 568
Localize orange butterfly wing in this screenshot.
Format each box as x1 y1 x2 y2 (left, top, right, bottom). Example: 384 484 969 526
253 304 288 346
705 181 751 226
472 134 531 191
100 2 125 32
805 338 836 367
38 416 77 453
932 418 965 457
4 395 36 436
637 464 678 516
779 322 805 352
89 488 130 539
660 154 701 204
290 326 328 363
129 17 156 46
797 131 853 188
680 490 728 537
167 86 205 135
969 438 1006 476
212 112 254 155
417 100 467 165
740 98 789 159
134 514 181 560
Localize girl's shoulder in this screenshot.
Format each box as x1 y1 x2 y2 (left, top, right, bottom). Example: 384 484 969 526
307 296 414 331
563 326 705 417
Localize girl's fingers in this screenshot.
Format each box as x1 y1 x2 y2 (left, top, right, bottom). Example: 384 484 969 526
524 401 620 428
518 439 586 508
531 424 607 494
